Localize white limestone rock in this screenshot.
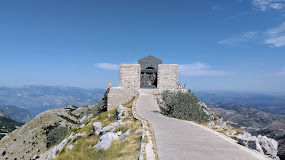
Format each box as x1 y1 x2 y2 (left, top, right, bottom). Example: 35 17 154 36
117 105 126 120
135 129 144 134
257 135 279 159
120 129 132 140
66 144 74 151
93 122 102 136
39 131 86 160
238 131 280 160
93 132 120 150
100 120 132 135
208 121 215 126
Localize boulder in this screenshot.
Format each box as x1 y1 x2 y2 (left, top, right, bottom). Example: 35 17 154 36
117 105 126 120
66 144 74 151
93 122 102 136
120 129 131 140
257 135 279 158
100 120 132 135
208 121 215 126
93 132 120 150
238 131 280 159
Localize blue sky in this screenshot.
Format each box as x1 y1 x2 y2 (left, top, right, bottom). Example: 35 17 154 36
0 0 285 92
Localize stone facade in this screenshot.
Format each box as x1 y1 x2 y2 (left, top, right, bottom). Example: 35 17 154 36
107 87 139 110
107 64 140 110
119 64 141 88
157 64 178 89
107 56 181 110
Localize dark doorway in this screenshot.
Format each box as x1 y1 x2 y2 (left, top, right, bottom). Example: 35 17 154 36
140 72 157 88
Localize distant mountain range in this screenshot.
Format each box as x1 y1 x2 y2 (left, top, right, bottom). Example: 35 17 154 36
0 105 34 123
195 90 285 116
0 85 106 115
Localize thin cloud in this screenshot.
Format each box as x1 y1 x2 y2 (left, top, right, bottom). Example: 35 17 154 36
95 63 120 71
218 32 258 47
212 5 222 10
265 22 285 36
179 62 231 77
252 0 285 11
225 11 254 20
265 35 285 47
274 67 285 77
219 22 285 47
264 22 285 47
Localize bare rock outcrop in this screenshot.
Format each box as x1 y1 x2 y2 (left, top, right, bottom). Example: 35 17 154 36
238 131 279 160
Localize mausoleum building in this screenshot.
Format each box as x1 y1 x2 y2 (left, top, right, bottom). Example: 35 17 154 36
107 55 183 110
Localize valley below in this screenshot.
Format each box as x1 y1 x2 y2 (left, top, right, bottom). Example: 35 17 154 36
196 91 285 159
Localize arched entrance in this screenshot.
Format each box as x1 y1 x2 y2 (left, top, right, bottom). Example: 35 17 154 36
138 55 162 88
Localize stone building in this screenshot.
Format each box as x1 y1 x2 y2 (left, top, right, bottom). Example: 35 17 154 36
107 55 184 110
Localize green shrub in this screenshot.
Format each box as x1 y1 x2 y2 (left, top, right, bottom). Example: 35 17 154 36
159 90 210 123
46 126 68 148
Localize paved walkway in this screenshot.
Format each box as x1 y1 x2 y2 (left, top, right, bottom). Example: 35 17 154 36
136 89 264 160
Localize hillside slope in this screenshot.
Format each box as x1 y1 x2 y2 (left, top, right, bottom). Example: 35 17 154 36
0 102 106 160
0 110 23 140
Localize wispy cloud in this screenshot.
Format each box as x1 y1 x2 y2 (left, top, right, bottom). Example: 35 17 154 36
252 0 285 11
274 67 285 77
265 36 285 47
219 22 285 47
265 22 285 47
212 5 222 10
179 62 231 77
218 32 258 47
225 11 254 20
265 22 285 36
95 63 120 71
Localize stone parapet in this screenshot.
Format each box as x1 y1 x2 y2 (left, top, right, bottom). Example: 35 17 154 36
157 64 178 89
153 89 187 94
107 87 139 110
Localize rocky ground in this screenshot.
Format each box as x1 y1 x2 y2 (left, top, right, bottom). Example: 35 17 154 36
209 104 285 159
0 102 106 160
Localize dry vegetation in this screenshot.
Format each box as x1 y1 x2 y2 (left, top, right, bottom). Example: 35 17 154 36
53 98 143 160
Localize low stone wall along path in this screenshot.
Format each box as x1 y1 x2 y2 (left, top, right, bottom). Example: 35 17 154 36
136 89 269 160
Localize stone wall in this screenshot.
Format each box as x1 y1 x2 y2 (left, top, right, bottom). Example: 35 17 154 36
107 87 139 110
107 64 140 110
157 64 178 89
153 88 187 94
119 64 141 88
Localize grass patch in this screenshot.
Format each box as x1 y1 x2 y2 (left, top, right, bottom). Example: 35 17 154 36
52 98 143 160
231 136 238 141
143 135 149 144
53 124 142 160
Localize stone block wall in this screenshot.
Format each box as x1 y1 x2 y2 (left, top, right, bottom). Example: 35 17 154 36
119 64 141 88
107 87 139 110
157 64 178 89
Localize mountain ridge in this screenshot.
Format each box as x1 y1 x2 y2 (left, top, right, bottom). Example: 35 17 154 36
0 105 34 123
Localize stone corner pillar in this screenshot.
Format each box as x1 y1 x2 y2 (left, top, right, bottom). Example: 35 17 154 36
157 64 178 90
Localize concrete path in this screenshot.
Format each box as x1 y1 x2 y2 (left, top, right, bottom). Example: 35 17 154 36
136 89 264 160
